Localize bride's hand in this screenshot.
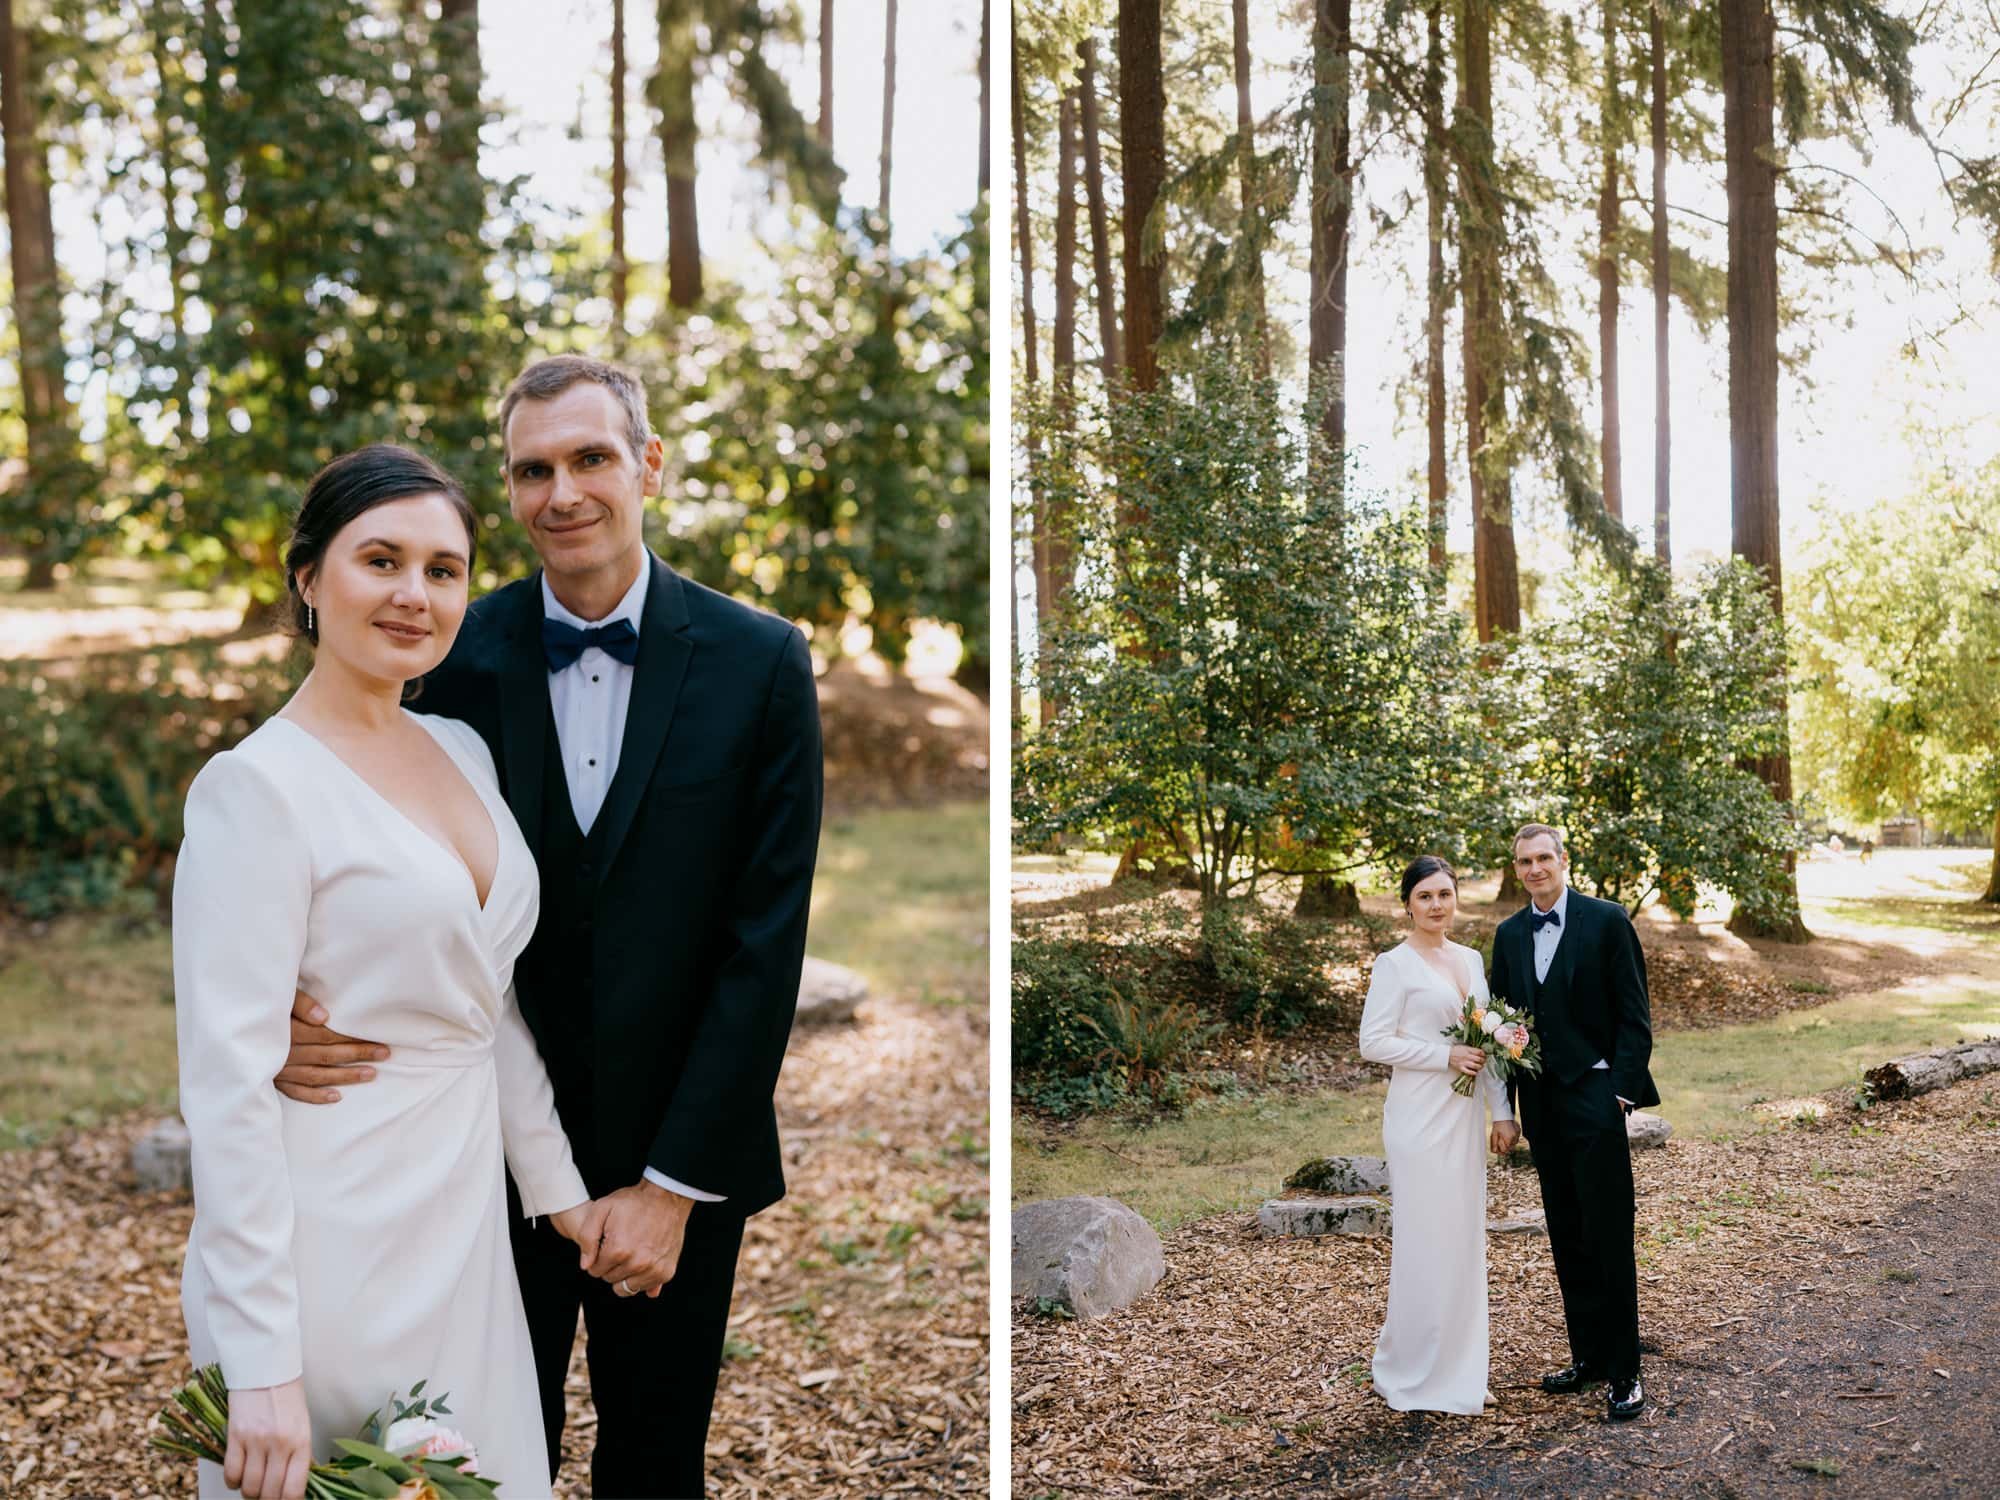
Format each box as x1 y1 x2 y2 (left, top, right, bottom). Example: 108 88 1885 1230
225 1377 311 1500
1449 1044 1487 1077
548 1199 609 1256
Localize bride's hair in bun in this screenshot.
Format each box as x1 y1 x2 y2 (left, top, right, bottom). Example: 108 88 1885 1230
1399 855 1458 906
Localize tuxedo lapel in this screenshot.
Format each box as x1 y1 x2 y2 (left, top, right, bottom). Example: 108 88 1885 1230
1513 913 1537 1010
592 554 693 874
497 578 549 857
1553 894 1582 998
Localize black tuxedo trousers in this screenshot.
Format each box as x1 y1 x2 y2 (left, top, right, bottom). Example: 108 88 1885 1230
1518 1067 1640 1381
510 1183 746 1500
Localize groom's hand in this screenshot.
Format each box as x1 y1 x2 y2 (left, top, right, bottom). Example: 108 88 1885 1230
1489 1121 1521 1156
273 990 389 1104
585 1179 694 1299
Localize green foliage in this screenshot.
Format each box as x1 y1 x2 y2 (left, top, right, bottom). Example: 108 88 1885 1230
662 214 990 671
1079 991 1220 1101
1792 468 2000 845
1017 347 1499 901
1010 935 1119 1079
1200 900 1341 1032
0 644 306 913
1500 558 1803 922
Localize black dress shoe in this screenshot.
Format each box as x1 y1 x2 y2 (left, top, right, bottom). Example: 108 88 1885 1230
1540 1363 1604 1394
1607 1376 1645 1420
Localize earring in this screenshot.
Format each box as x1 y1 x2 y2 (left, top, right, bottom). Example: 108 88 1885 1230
306 602 315 634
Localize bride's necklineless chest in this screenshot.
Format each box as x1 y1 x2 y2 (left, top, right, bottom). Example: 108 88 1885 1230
1406 941 1472 996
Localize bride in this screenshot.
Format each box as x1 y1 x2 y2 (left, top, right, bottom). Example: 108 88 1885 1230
173 445 599 1499
1356 855 1518 1415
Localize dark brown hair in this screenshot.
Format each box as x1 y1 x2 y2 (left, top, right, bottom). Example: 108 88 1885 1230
1399 855 1459 905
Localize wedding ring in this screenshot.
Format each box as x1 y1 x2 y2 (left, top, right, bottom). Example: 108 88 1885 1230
619 1279 631 1295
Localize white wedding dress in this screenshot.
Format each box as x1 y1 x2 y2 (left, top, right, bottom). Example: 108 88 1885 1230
1357 940 1511 1415
173 711 585 1497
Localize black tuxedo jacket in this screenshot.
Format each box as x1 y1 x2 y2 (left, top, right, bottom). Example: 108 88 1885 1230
415 553 823 1215
1487 888 1659 1111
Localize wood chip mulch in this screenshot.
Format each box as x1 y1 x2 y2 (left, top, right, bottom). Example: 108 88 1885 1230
0 993 989 1499
1013 1072 2000 1497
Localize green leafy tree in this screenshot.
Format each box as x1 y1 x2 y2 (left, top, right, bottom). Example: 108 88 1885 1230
1016 347 1495 903
1499 559 1802 921
1793 471 2000 899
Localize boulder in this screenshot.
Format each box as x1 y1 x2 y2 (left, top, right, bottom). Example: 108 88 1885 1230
1626 1111 1672 1150
132 1118 192 1194
795 956 869 1026
1283 1155 1392 1196
1257 1195 1389 1239
1012 1196 1165 1319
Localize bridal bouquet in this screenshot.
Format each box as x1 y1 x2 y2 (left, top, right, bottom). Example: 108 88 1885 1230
153 1365 501 1498
1441 994 1543 1098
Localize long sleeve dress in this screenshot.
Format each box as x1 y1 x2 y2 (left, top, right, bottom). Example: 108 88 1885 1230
1356 940 1512 1415
173 711 587 1496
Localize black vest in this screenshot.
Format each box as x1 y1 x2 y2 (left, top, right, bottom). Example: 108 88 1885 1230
517 710 606 1112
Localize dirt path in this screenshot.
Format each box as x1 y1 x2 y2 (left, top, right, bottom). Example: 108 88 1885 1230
1012 1071 2000 1498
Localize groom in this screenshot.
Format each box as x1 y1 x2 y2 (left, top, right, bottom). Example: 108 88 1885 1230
1486 823 1656 1421
275 355 823 1496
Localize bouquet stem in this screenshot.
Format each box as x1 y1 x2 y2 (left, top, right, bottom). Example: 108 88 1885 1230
1451 1074 1478 1098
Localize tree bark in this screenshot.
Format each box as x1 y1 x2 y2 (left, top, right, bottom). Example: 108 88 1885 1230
657 0 701 307
1424 0 1448 582
1457 0 1520 641
1309 0 1351 466
1650 0 1670 563
1232 0 1269 374
611 0 629 349
977 0 989 198
1079 38 1120 382
878 0 897 225
1012 32 1051 715
1986 803 2000 903
1118 0 1165 392
1598 0 1623 521
1 0 78 589
1054 90 1078 412
1864 1041 2000 1102
1722 0 1805 941
818 0 834 146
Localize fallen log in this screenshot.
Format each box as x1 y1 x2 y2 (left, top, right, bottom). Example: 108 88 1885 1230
1864 1040 2000 1102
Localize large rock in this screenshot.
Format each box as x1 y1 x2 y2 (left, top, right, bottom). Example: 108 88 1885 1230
1283 1155 1392 1196
1486 1207 1546 1235
795 956 868 1026
1626 1111 1672 1150
1258 1195 1389 1238
132 1118 192 1194
1012 1196 1165 1319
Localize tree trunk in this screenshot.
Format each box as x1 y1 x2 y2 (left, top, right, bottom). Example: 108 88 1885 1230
818 0 834 146
657 1 701 308
1013 32 1051 717
976 0 989 198
1864 1041 2000 1102
1054 91 1078 413
1457 0 1520 641
1985 803 2000 902
1650 0 1670 563
1309 0 1351 466
1296 875 1361 918
1424 0 1448 582
1 0 78 590
878 0 897 225
611 0 629 349
1597 0 1623 521
1232 0 1268 374
1721 0 1805 942
1118 0 1165 392
1079 38 1120 382
149 6 191 390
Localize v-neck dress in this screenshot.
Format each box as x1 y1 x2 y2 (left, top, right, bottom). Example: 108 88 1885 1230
172 711 586 1496
1356 941 1512 1415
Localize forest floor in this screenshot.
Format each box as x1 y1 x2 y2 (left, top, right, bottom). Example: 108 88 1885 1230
1012 1068 2000 1497
0 576 994 1498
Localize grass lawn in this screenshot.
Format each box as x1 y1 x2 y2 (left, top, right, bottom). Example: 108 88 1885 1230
0 800 988 1151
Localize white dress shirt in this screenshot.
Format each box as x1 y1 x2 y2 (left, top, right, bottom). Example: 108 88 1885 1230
1531 884 1627 1103
540 567 724 1205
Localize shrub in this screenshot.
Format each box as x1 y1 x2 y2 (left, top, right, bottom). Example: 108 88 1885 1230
1011 936 1120 1078
1200 900 1338 1033
0 643 305 913
1081 992 1222 1100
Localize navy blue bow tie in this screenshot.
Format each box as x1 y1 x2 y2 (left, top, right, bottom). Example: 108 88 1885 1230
1531 906 1561 932
542 616 640 671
